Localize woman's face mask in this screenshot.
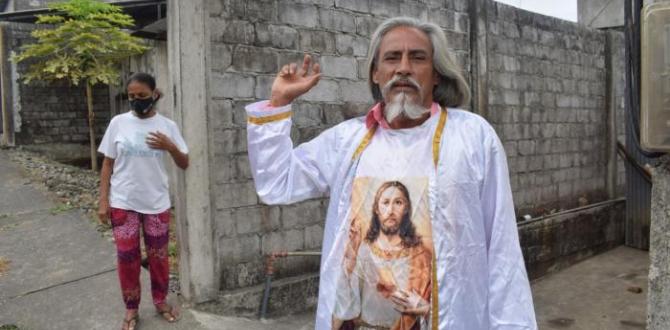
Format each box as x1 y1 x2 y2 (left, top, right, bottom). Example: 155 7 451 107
129 96 155 115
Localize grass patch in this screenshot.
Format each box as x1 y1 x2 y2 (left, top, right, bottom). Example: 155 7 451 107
0 257 10 277
0 325 20 330
49 203 75 215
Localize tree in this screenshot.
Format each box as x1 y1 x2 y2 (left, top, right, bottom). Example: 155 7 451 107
11 0 149 170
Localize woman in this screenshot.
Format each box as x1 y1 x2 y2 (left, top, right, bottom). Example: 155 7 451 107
97 72 189 330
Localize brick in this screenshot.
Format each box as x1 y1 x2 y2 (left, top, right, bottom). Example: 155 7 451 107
232 45 278 73
335 34 369 57
216 181 258 208
212 128 248 155
399 2 429 21
234 205 282 234
246 0 277 21
255 75 275 100
370 0 400 16
319 8 357 33
219 235 261 263
339 80 372 103
261 229 305 254
210 99 234 130
301 79 340 102
320 55 358 79
281 200 326 228
428 9 456 31
355 15 383 37
255 24 299 49
277 3 319 28
335 0 370 13
210 19 255 44
292 102 324 126
211 72 255 99
234 154 253 181
299 29 337 53
305 224 324 249
210 43 233 72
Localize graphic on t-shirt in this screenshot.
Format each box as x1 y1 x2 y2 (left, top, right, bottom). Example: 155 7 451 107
121 131 162 158
333 177 433 330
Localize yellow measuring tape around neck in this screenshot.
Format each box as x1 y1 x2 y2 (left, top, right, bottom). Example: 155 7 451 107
352 109 448 330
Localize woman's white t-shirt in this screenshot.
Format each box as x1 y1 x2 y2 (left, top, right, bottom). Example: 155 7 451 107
98 112 188 214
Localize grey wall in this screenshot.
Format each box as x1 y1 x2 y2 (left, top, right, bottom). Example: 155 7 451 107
485 2 625 214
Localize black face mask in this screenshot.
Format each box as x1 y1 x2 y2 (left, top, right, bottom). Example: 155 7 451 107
129 97 154 116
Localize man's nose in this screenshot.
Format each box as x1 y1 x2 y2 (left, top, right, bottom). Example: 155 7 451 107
396 54 411 76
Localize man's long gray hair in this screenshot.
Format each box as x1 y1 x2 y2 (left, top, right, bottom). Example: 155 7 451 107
366 17 471 108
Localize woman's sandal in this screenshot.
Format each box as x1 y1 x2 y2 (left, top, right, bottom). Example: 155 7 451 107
121 314 139 330
156 303 179 323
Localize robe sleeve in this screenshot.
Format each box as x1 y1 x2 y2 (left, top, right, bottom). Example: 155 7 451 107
246 100 338 205
480 127 538 330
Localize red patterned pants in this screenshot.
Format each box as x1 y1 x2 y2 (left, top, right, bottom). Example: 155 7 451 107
110 207 170 310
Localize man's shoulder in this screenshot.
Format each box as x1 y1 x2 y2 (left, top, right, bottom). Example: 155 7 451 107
446 108 498 139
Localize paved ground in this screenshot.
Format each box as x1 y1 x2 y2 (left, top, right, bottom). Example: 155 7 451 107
0 149 648 329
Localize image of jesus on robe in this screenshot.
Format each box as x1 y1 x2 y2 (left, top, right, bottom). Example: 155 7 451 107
333 180 433 330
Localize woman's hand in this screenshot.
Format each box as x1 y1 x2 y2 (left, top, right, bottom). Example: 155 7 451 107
146 131 176 151
98 199 110 226
270 54 321 107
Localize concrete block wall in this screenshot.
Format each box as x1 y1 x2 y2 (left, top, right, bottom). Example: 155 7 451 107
206 0 471 291
485 2 622 214
5 23 111 145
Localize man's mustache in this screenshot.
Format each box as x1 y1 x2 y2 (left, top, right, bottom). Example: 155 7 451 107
381 76 421 95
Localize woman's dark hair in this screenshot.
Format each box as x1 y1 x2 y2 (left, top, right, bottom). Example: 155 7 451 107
365 181 421 248
126 72 156 90
126 72 161 101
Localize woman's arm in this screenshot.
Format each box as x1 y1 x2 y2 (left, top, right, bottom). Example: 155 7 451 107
97 157 114 225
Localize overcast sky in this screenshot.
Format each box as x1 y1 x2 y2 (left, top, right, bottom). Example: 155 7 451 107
494 0 578 22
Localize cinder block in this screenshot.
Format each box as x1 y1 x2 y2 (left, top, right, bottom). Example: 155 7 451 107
335 0 370 13
320 56 358 79
232 45 278 73
319 8 357 33
299 29 337 54
219 234 261 263
255 24 299 49
277 3 319 28
335 34 369 57
261 229 305 254
216 181 259 209
339 80 372 103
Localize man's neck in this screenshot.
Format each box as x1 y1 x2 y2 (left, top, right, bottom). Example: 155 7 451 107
388 112 431 129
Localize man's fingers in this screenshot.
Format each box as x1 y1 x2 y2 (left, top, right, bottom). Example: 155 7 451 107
307 73 322 88
279 64 289 76
312 63 321 75
289 63 297 75
301 54 311 76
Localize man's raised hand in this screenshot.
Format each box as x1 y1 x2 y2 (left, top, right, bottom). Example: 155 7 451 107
270 54 321 107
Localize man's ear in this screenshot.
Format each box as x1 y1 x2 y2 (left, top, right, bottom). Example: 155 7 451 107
372 65 380 85
432 70 439 86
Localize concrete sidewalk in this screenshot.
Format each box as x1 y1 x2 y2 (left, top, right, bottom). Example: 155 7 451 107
0 149 648 329
0 150 314 330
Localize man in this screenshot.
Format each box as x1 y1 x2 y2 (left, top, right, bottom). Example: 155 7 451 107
334 180 432 329
245 16 537 330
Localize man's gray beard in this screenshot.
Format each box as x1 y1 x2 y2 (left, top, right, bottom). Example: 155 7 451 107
384 92 430 124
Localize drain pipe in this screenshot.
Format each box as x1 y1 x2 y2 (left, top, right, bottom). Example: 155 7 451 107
259 251 321 320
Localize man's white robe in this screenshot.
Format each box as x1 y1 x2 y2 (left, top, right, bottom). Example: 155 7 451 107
245 100 537 330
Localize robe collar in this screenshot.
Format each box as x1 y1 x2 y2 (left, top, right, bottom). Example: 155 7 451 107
365 102 441 129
